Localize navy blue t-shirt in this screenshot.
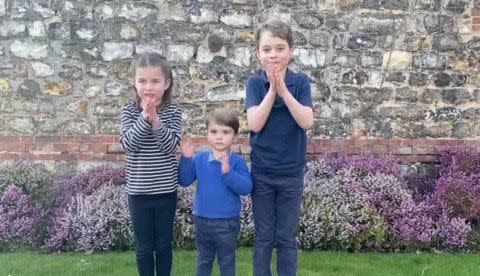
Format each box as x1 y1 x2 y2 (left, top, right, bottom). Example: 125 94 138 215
245 69 313 175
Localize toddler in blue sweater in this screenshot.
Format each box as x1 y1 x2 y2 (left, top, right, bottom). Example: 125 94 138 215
178 108 252 276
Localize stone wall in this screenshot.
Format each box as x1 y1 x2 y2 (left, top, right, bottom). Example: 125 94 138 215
1 0 480 170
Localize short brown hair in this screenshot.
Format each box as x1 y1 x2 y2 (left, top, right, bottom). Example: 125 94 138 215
255 19 293 48
130 52 173 108
206 108 240 134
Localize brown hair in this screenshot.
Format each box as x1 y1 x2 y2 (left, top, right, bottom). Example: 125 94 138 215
130 52 173 109
206 108 240 135
254 19 294 48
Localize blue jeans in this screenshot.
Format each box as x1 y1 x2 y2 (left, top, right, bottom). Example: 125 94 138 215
251 170 304 276
194 216 240 276
128 193 177 276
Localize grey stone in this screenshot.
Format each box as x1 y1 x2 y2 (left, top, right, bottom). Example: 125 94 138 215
386 72 406 83
101 42 133 61
362 0 409 10
58 65 83 80
293 11 323 29
88 65 109 78
94 101 124 117
360 52 383 68
293 31 307 46
395 87 417 102
412 54 446 69
347 34 376 50
7 117 36 134
31 62 54 77
408 72 428 86
47 21 71 40
0 21 26 37
462 108 480 119
350 17 396 35
370 121 394 138
59 120 95 135
341 70 368 85
182 82 205 100
105 82 129 96
421 89 441 104
434 73 451 87
450 74 467 87
359 87 393 103
333 52 358 68
17 79 41 99
380 105 425 120
433 35 463 51
312 119 349 137
219 11 251 27
294 48 326 68
442 89 471 104
445 0 469 13
207 84 245 101
189 7 219 24
167 44 195 62
424 14 454 33
324 15 351 31
310 30 331 48
228 47 252 67
10 40 48 59
427 106 461 122
28 21 46 37
0 0 5 17
453 121 480 138
98 118 119 134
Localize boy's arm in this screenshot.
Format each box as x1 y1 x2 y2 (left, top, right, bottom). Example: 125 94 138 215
222 157 252 196
152 107 182 154
178 155 196 187
120 107 151 153
246 76 276 133
279 74 314 130
281 92 314 130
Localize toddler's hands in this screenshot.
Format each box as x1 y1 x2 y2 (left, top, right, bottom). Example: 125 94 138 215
220 154 230 174
180 137 196 158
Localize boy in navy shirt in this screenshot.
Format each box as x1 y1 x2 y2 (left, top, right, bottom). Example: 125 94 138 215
178 108 252 276
246 19 314 276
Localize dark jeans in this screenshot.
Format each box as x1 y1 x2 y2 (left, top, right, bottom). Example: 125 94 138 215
251 170 304 276
128 192 177 276
194 215 241 276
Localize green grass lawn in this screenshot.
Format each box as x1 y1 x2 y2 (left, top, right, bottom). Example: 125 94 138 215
1 248 479 276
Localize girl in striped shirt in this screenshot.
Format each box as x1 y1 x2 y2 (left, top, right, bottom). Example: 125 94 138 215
120 52 182 276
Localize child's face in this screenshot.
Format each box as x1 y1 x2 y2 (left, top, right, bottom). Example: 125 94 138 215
255 30 294 73
206 122 236 153
134 66 170 106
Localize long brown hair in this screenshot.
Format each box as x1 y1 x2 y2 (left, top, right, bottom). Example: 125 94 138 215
130 52 174 109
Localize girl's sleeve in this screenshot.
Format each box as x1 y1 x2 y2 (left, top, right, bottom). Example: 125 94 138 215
222 156 253 196
119 106 151 154
153 106 182 154
178 155 196 187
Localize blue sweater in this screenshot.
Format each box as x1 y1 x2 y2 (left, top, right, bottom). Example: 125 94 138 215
178 151 252 218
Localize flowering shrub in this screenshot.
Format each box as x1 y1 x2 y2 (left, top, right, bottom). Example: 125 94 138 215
51 165 126 208
44 166 127 252
298 157 410 251
173 186 195 249
0 159 54 208
0 186 42 251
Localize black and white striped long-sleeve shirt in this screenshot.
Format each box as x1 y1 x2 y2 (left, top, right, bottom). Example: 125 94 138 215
120 103 182 195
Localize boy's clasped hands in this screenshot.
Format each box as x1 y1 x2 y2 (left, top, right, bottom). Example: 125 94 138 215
267 64 288 98
181 138 230 174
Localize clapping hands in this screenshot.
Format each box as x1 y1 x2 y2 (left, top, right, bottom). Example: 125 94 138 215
141 98 160 129
180 137 196 158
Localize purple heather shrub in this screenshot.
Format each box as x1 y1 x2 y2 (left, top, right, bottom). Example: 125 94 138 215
437 212 471 250
438 146 480 177
0 185 42 251
433 172 480 221
52 165 126 208
323 153 402 176
299 158 409 251
44 165 128 252
403 164 439 200
174 185 195 249
0 158 54 208
70 184 133 252
391 198 437 247
239 195 254 247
